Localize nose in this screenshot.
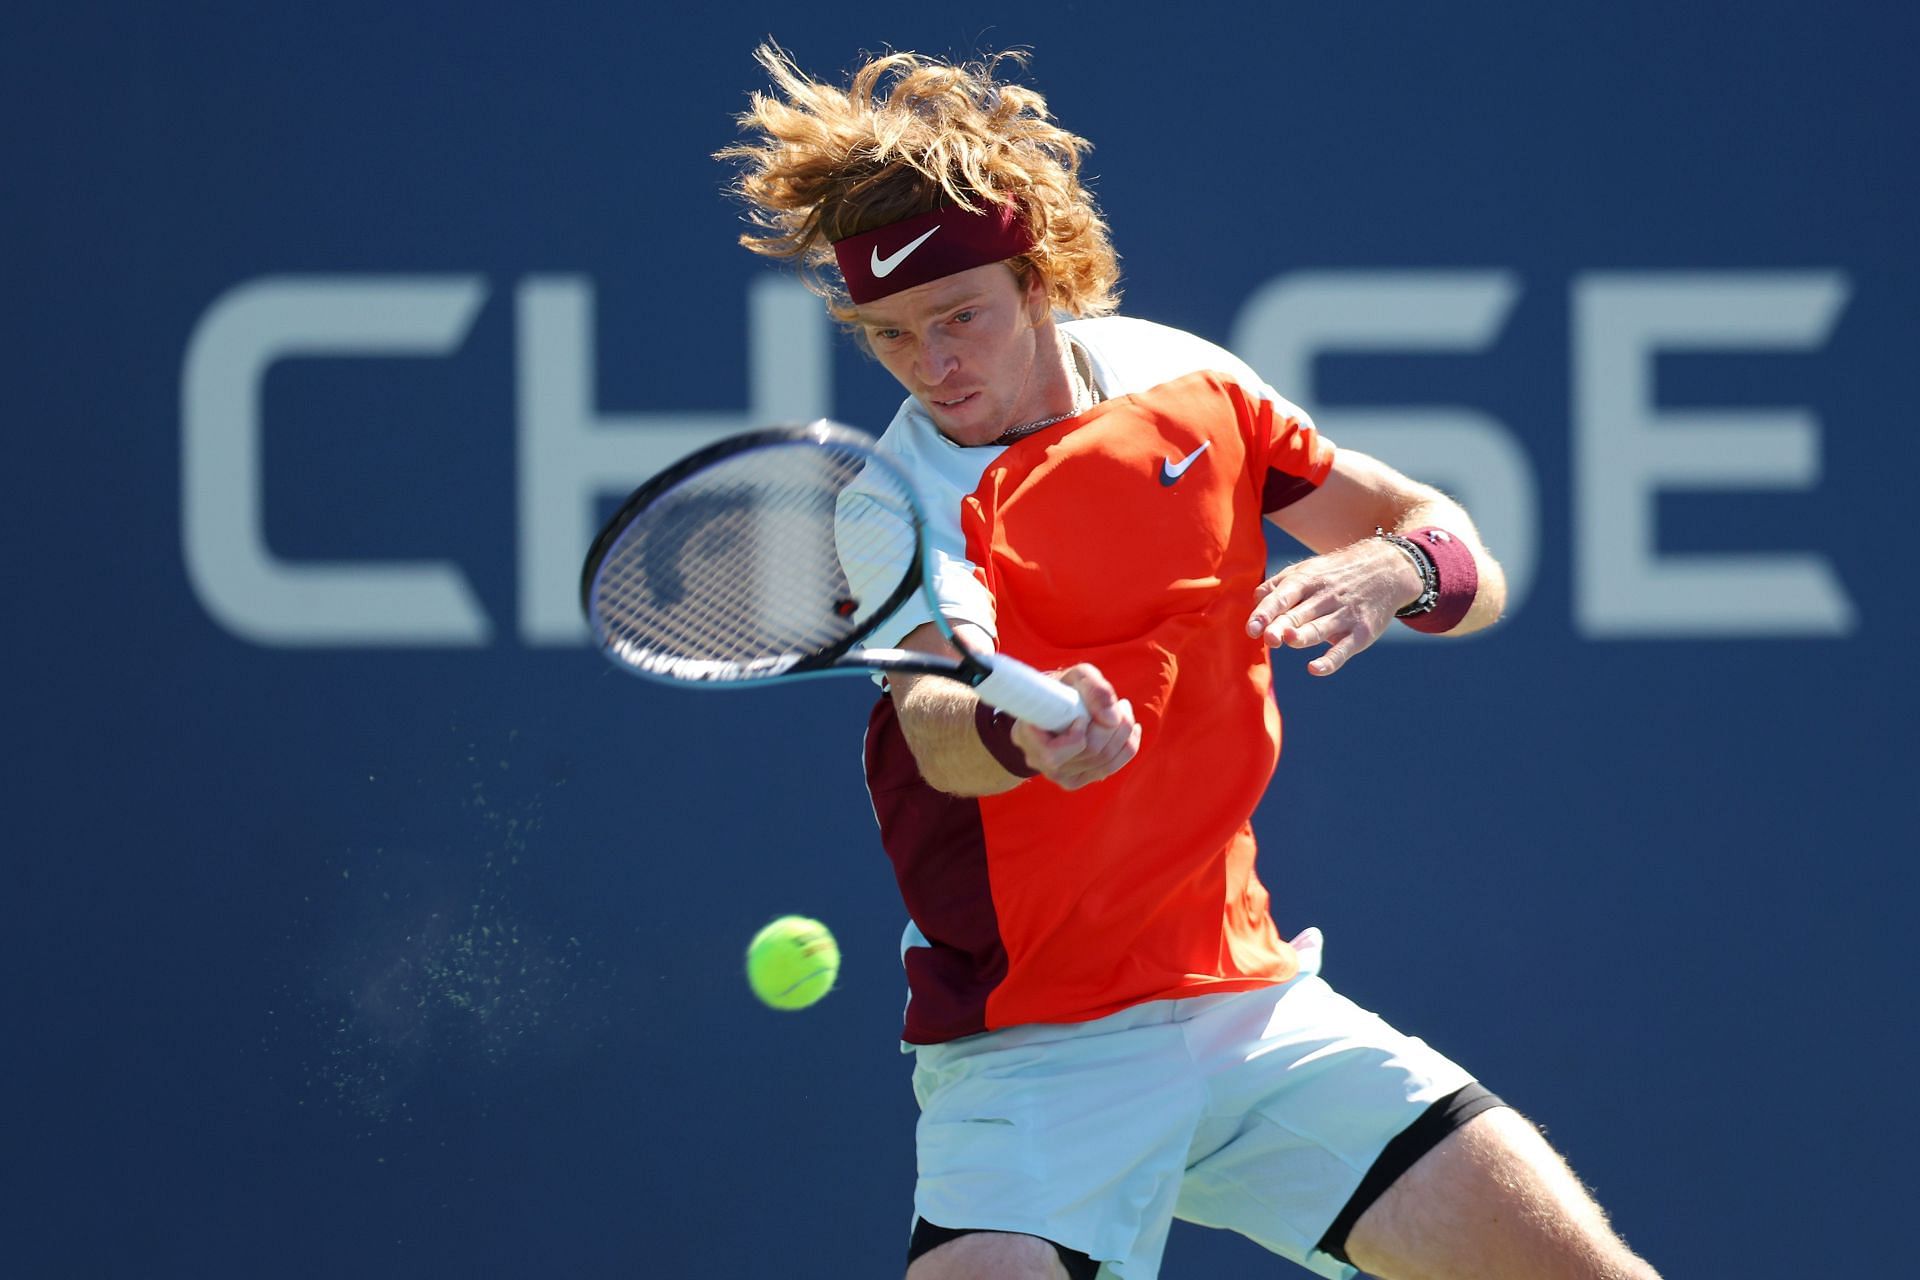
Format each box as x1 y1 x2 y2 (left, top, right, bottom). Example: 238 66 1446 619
915 332 958 387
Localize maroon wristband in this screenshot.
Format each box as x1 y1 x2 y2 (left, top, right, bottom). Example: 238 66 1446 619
1399 527 1479 634
974 702 1038 778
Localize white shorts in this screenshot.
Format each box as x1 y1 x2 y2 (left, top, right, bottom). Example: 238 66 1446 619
908 956 1475 1279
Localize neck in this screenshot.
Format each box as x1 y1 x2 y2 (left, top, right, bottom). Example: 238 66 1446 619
990 329 1087 446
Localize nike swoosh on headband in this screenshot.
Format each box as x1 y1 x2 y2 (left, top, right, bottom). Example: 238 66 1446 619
871 225 942 278
1160 441 1212 486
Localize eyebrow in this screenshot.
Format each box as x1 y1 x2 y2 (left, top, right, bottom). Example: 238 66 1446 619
856 289 990 326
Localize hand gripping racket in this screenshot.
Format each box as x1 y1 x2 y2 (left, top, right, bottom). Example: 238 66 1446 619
579 420 1088 731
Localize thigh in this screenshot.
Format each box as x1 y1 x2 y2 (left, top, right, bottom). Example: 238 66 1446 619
1343 1106 1662 1280
1174 977 1475 1277
905 1229 1075 1280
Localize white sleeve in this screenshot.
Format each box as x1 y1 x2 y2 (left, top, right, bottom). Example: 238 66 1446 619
1069 315 1312 421
862 548 996 652
855 402 1001 652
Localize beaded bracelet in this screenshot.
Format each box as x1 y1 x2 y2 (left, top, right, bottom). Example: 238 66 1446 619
1374 527 1439 617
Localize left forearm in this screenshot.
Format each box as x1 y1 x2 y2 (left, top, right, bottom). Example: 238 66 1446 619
1266 447 1509 647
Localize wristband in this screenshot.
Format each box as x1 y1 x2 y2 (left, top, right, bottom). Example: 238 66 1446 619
1398 526 1479 634
974 701 1038 778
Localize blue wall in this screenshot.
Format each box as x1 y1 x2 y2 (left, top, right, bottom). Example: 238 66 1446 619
9 4 1913 1275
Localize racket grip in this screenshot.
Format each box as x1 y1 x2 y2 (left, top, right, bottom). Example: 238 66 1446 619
973 654 1087 732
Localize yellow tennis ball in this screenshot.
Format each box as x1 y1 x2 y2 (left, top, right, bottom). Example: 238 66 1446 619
745 916 840 1010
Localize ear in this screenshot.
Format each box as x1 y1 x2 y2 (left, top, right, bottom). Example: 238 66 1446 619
1020 266 1051 322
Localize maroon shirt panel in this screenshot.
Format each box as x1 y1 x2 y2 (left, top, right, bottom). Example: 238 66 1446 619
864 696 1008 1044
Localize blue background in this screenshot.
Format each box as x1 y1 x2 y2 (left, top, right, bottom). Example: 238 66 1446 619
8 3 1913 1276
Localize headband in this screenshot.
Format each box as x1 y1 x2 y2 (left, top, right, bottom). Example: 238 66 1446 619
830 202 1036 304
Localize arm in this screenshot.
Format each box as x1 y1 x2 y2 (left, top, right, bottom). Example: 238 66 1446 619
888 622 1140 796
1248 448 1509 675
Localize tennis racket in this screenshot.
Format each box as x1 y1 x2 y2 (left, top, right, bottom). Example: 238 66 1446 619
579 420 1087 731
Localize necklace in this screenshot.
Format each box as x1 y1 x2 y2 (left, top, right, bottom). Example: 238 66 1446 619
992 408 1080 445
987 341 1097 446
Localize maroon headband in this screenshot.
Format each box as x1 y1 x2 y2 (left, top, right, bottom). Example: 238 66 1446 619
831 202 1036 304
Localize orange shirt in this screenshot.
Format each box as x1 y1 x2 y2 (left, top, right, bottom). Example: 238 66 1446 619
863 327 1336 1044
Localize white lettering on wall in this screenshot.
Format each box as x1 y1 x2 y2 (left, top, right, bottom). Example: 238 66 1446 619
180 270 1853 647
182 276 491 645
182 273 828 647
516 275 829 645
1231 271 1537 627
1573 273 1855 637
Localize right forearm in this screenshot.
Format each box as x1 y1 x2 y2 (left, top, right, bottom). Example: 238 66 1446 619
893 675 1026 797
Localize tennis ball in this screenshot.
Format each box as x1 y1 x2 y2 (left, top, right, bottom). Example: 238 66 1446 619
745 915 840 1011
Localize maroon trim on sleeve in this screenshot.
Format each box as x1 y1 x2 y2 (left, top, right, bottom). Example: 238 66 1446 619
1399 526 1479 634
973 702 1038 778
1262 469 1318 513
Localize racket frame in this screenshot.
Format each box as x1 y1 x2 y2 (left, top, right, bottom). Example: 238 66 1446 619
579 421 997 689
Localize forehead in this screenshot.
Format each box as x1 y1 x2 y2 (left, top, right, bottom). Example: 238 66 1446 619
851 263 1018 326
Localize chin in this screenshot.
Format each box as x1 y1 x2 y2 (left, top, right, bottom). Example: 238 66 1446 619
926 396 998 441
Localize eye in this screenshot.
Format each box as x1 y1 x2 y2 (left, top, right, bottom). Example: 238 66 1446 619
873 327 905 342
951 309 976 324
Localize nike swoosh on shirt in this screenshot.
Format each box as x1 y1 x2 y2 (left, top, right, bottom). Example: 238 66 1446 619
871 225 942 278
1159 441 1211 486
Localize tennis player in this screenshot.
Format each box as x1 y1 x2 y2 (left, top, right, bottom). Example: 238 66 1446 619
721 45 1662 1280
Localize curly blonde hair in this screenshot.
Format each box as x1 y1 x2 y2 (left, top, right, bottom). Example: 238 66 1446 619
716 42 1120 320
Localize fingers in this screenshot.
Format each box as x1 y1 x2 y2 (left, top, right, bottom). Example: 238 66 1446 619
1057 663 1123 727
1248 601 1382 677
1009 676 1141 791
1020 704 1140 790
1048 715 1142 791
1248 552 1395 676
1303 625 1358 676
1253 595 1335 654
1278 613 1328 651
1246 568 1310 641
1073 698 1137 783
1248 569 1337 652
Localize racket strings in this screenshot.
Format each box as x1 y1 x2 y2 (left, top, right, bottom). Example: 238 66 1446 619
599 500 836 664
591 442 918 677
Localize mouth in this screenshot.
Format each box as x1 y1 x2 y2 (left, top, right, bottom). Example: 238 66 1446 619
929 392 977 411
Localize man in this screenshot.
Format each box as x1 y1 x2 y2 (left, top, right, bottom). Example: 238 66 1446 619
720 44 1661 1280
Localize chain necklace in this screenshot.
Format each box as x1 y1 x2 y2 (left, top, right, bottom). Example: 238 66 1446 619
991 408 1080 445
986 341 1097 447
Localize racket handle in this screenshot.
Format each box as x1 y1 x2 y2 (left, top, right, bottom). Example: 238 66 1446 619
973 654 1087 732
